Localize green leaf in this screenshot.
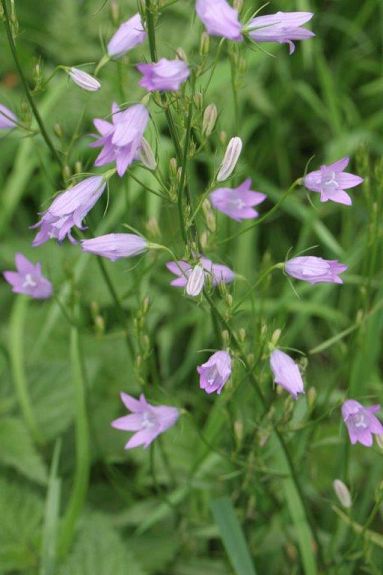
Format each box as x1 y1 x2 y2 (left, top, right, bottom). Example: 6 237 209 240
0 417 47 484
210 497 257 575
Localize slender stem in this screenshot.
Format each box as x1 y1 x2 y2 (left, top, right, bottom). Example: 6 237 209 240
1 0 63 169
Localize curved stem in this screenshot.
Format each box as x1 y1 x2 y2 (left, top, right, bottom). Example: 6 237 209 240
1 0 63 170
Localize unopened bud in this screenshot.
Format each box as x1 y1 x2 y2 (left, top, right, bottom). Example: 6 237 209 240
217 137 242 182
271 329 282 347
333 479 352 509
225 293 233 307
136 354 142 368
140 137 157 170
54 123 63 139
62 165 72 180
193 92 203 109
200 31 210 55
142 334 150 351
142 297 150 314
176 47 188 62
202 103 218 137
75 160 82 174
186 264 205 296
307 387 316 408
200 231 209 250
222 330 230 347
239 328 246 342
169 157 178 177
202 199 216 232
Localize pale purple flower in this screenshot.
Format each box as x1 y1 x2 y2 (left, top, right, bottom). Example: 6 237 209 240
186 264 205 296
217 137 242 182
285 256 347 285
210 178 266 221
0 104 17 129
3 253 52 299
196 0 242 41
166 257 234 290
112 392 179 449
304 157 363 206
32 176 106 246
90 103 149 177
247 11 314 54
137 58 190 92
270 349 304 399
197 351 232 394
107 13 147 59
68 67 101 92
342 400 383 447
81 233 147 261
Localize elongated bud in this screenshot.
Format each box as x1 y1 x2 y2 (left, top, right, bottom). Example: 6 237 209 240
194 92 203 109
169 157 178 177
271 329 282 348
186 264 205 296
202 104 218 137
200 31 210 55
217 137 242 181
202 199 216 232
75 160 82 174
333 479 352 509
140 137 157 170
68 67 101 92
176 47 188 62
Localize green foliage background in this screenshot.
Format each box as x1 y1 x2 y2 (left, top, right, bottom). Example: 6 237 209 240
0 0 383 574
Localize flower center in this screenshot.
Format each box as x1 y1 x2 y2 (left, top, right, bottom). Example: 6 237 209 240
206 365 219 386
322 171 339 194
141 412 157 430
22 274 37 288
351 412 368 429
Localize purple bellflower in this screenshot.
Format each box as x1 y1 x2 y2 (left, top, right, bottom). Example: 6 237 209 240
342 400 383 447
197 351 232 394
90 103 149 177
3 253 52 299
32 176 106 245
137 58 190 92
32 176 107 246
166 256 234 291
81 233 148 261
210 178 266 221
285 256 347 285
112 392 180 449
68 68 101 91
270 349 304 399
0 104 17 129
107 13 147 59
247 11 314 54
196 0 242 41
304 157 364 206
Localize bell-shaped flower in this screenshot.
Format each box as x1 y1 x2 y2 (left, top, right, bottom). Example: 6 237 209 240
0 104 17 129
285 256 347 285
270 349 304 399
197 350 232 394
90 103 149 177
3 253 52 299
247 11 314 54
137 58 190 92
342 400 383 447
304 157 363 206
112 392 179 449
81 233 148 261
107 13 147 59
32 175 107 245
196 0 242 41
210 178 266 221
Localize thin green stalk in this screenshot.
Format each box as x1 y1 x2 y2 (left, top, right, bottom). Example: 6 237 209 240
1 0 63 169
59 322 90 556
9 296 42 443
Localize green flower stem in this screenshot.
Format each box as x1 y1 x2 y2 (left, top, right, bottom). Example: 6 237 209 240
1 0 63 170
9 296 43 443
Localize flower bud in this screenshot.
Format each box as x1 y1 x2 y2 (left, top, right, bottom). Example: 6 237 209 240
217 137 242 181
202 103 218 137
202 199 216 232
200 31 210 55
68 67 101 92
176 47 188 62
271 329 282 347
200 231 209 250
140 137 157 170
169 157 178 177
186 264 205 296
54 123 63 139
193 92 203 109
333 479 352 509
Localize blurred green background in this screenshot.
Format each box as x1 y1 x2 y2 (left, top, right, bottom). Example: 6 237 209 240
0 0 383 574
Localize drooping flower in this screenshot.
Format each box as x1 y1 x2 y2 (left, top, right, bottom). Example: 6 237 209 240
197 351 232 394
67 67 101 92
247 11 314 54
210 178 266 221
137 58 190 92
3 253 52 299
285 256 347 285
166 256 234 291
32 175 107 246
342 400 383 447
81 233 147 261
270 349 304 399
112 392 180 449
304 157 363 206
196 0 242 41
0 104 17 129
90 103 149 177
186 264 205 296
217 137 242 182
107 13 147 59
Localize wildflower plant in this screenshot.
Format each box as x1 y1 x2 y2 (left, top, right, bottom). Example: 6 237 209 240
0 0 382 574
